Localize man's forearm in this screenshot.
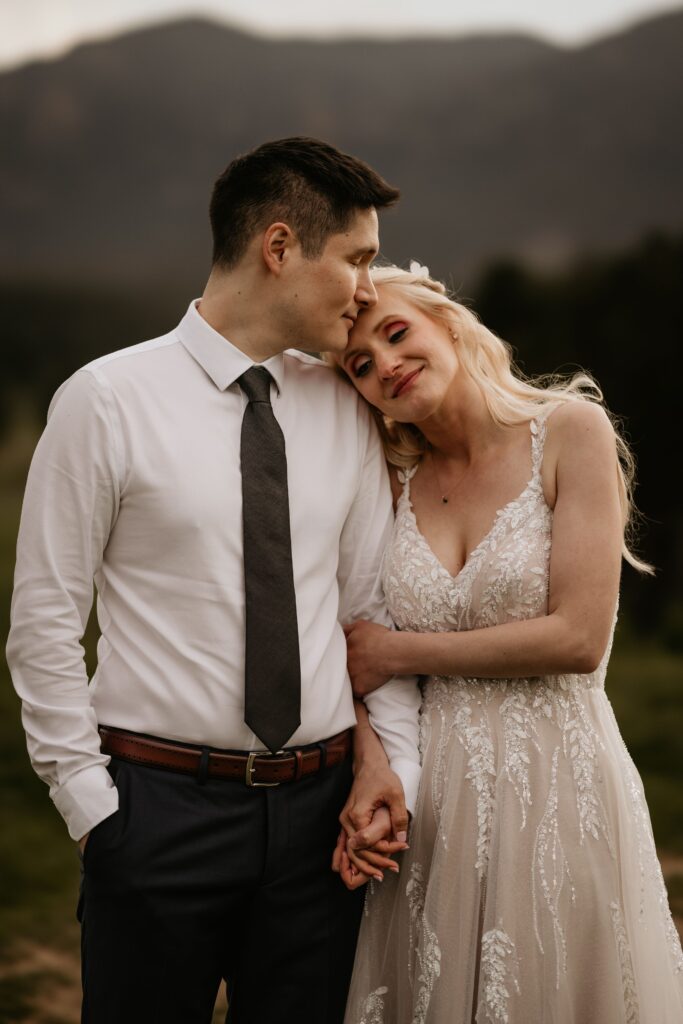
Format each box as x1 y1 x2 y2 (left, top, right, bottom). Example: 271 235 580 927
352 698 390 771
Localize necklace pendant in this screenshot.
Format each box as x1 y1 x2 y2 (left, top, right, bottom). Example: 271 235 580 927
442 496 449 504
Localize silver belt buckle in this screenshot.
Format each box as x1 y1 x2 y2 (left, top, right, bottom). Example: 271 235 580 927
245 749 285 787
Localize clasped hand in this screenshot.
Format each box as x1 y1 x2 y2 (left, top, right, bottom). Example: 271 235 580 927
331 759 409 890
333 808 408 889
343 619 393 697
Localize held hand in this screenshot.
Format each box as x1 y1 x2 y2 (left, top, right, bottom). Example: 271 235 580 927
344 620 393 697
332 829 373 890
347 805 408 856
346 805 407 879
340 760 409 846
332 811 407 890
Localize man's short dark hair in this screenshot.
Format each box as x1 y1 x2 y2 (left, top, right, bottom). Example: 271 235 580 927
209 137 400 269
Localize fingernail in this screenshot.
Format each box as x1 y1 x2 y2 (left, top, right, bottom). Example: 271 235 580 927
389 864 399 873
374 874 384 882
396 831 407 843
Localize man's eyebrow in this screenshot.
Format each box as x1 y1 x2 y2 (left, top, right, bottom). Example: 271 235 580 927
351 245 379 258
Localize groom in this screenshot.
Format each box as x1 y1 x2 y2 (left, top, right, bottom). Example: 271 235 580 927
6 137 421 1021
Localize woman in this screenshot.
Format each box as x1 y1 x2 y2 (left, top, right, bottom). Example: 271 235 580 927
333 264 683 1023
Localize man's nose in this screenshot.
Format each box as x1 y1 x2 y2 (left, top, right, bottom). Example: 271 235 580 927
355 268 378 309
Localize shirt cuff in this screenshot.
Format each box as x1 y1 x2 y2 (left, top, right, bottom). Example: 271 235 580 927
388 756 422 818
51 763 120 841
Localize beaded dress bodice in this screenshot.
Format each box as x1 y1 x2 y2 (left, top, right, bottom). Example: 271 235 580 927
383 417 611 692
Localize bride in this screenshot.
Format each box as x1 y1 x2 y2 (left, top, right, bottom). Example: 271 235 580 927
332 263 683 1022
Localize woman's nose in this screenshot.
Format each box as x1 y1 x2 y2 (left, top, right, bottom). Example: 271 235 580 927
376 352 401 380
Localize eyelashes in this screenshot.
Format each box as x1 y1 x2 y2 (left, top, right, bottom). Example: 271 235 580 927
351 325 409 378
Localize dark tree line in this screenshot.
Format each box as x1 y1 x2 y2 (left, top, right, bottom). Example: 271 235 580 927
1 232 681 638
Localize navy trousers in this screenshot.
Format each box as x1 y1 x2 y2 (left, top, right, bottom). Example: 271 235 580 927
79 749 364 1023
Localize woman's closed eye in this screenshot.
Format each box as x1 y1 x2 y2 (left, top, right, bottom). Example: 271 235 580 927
352 358 372 379
387 323 408 343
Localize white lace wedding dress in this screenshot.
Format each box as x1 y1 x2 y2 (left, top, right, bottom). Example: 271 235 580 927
345 416 683 1023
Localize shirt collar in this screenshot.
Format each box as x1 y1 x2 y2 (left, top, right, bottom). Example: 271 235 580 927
176 299 285 394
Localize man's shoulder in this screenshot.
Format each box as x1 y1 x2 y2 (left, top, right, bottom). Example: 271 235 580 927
49 331 187 419
80 331 182 383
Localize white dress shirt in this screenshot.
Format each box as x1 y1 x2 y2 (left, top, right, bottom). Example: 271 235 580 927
6 300 421 840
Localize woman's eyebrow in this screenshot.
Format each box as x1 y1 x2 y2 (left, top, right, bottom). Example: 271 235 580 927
342 315 402 366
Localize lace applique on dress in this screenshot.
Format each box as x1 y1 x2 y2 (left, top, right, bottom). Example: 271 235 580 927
610 900 640 1024
478 924 521 1023
358 987 388 1024
531 746 576 988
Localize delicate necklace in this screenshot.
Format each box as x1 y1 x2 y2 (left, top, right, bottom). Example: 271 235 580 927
428 448 469 505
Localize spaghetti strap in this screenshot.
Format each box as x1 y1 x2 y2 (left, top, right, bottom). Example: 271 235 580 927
530 402 565 481
529 417 546 480
396 464 419 489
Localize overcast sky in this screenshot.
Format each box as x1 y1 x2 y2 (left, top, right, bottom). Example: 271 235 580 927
1 0 679 70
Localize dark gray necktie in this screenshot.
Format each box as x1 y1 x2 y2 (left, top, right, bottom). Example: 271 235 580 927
238 366 301 753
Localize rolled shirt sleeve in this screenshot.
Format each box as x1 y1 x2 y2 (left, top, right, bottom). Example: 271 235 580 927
6 369 122 839
337 402 422 814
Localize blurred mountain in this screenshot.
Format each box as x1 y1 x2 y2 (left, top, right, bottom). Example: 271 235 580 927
1 9 681 289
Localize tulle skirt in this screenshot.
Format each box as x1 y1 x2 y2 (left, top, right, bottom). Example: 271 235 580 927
344 678 683 1024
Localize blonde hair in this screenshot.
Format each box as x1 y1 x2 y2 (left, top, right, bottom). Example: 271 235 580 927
333 262 652 574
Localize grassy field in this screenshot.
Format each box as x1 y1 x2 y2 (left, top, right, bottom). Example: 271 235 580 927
0 429 681 1022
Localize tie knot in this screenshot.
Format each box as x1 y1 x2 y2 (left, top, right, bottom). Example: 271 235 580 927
239 366 273 405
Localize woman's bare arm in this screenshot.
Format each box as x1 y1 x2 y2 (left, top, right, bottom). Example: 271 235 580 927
347 403 624 688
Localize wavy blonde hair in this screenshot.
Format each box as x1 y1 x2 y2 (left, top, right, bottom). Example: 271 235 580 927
331 262 652 574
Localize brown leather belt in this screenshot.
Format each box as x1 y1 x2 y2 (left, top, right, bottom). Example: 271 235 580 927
98 726 352 786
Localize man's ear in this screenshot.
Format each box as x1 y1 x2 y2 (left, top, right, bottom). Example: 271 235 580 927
262 222 296 276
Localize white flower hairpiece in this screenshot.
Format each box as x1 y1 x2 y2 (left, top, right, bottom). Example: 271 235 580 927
409 260 431 281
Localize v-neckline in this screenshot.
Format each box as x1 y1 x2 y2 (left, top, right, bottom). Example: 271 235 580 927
400 420 543 585
403 480 537 585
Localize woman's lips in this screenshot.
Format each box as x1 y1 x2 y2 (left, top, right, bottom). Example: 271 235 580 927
392 368 422 398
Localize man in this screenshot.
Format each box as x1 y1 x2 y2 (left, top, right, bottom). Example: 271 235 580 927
6 137 421 1021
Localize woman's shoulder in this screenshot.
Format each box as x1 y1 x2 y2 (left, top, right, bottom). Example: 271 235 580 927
543 400 615 447
539 402 616 507
543 401 617 478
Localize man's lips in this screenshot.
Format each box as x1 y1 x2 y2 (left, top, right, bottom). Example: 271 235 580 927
392 368 422 399
342 314 357 326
